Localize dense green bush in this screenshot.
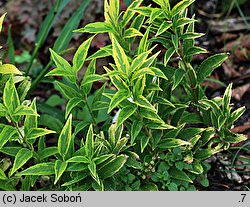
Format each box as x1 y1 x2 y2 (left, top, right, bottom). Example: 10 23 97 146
0 0 247 191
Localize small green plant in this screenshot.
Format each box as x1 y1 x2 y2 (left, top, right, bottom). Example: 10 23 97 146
0 0 248 191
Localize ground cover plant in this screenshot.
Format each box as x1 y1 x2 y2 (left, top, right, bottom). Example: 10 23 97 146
0 0 248 191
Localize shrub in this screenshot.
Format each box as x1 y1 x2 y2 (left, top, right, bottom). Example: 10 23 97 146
0 0 247 191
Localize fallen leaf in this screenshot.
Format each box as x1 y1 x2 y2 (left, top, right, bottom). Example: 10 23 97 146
222 59 241 78
91 34 109 49
221 34 250 63
231 124 250 133
232 83 250 100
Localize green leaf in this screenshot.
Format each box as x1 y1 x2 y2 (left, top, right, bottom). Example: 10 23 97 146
171 0 195 18
35 0 71 46
85 125 94 159
49 48 71 71
140 108 164 123
185 46 207 58
148 123 176 130
222 83 232 115
116 105 137 127
74 121 90 135
0 103 6 117
179 112 203 124
24 98 37 138
113 137 129 154
132 7 153 17
67 163 88 172
131 120 143 144
0 147 21 157
26 128 56 140
194 149 217 160
39 147 58 160
81 74 106 87
61 173 88 186
65 97 83 119
130 50 153 73
3 75 20 114
124 28 143 38
156 21 172 36
17 163 55 176
181 32 204 39
189 159 204 174
111 35 130 75
200 177 209 187
54 160 67 184
92 101 109 111
88 160 98 182
0 64 22 75
158 138 190 149
149 8 164 23
197 53 228 82
169 167 193 183
135 95 156 111
131 68 155 80
164 47 175 66
9 148 33 177
178 127 204 140
87 45 112 60
73 36 94 71
137 26 151 54
224 134 247 143
172 68 186 90
74 22 112 34
168 183 178 191
0 13 7 34
98 155 127 179
0 126 17 150
228 106 246 126
141 183 158 191
108 89 130 113
93 154 114 165
175 18 196 29
150 67 168 80
13 105 39 117
155 96 175 108
55 81 80 99
122 0 143 26
53 0 90 52
0 168 7 180
58 114 72 159
140 135 150 153
67 156 89 163
47 49 75 83
80 59 96 94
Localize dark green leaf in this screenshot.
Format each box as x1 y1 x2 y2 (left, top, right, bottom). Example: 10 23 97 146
169 167 193 183
26 128 55 140
116 105 137 127
18 163 55 176
53 0 90 52
74 22 112 34
58 114 72 159
73 36 94 71
197 53 228 82
158 138 190 149
98 155 127 179
0 126 17 150
9 148 33 177
54 160 67 184
85 125 94 159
